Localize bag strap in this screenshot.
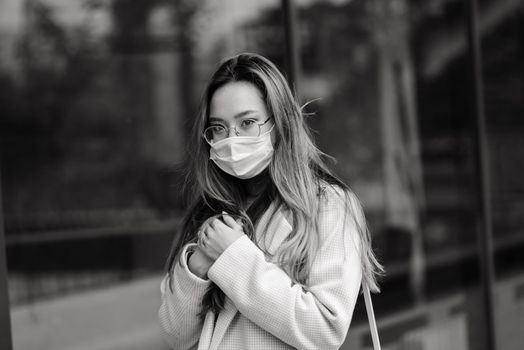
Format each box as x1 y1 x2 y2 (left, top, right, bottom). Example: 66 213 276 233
363 281 381 350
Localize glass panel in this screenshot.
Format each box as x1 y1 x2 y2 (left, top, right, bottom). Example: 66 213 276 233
0 0 281 349
480 1 524 349
191 0 288 98
296 0 485 349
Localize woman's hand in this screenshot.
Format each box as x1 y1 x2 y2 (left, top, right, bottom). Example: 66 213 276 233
198 212 245 261
187 246 214 279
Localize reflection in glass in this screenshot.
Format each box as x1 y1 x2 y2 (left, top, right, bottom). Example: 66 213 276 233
481 1 524 349
295 1 497 349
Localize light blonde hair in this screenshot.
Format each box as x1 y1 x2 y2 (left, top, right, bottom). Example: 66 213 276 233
166 53 383 317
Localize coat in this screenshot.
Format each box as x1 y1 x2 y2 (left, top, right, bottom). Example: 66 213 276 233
158 186 363 350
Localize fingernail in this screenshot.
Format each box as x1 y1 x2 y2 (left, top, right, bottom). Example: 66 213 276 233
222 211 227 214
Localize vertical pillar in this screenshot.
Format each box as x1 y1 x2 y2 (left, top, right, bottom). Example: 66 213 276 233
376 0 426 305
282 0 301 96
465 0 497 349
0 173 13 350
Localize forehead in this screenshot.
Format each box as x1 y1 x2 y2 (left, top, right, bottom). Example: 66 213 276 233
209 81 267 120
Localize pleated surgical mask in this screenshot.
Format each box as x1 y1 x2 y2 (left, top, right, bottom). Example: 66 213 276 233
209 126 274 179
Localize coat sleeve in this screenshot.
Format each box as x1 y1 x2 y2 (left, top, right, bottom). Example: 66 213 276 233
158 243 211 350
207 188 363 350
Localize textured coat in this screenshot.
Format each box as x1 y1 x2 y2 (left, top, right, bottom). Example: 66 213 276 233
158 187 363 350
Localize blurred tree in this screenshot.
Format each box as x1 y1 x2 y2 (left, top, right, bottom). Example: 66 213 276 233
1 0 109 218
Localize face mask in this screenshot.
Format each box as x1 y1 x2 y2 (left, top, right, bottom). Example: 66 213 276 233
209 126 274 179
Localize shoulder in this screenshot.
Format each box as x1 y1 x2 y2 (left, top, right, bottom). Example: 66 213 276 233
318 181 347 209
314 183 364 257
317 181 364 220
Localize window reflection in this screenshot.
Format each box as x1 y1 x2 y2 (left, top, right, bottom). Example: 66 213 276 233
296 0 523 349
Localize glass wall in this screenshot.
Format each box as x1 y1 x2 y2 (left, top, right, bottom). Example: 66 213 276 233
295 1 483 349
1 0 523 349
480 1 524 349
0 1 283 349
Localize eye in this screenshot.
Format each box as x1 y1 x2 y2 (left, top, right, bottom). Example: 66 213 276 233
210 125 226 134
239 119 257 128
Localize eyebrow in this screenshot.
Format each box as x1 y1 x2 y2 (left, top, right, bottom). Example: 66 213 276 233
209 110 259 122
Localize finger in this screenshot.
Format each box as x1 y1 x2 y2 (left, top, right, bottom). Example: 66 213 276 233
209 218 223 229
197 227 205 239
212 218 229 231
205 225 215 238
197 236 205 250
202 217 214 231
221 212 242 230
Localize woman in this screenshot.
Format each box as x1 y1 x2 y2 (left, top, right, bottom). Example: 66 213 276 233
158 53 383 350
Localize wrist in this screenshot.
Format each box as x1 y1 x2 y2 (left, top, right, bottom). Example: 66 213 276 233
188 250 209 279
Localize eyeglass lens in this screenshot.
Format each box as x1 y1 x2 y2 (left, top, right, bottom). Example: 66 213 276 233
204 120 261 142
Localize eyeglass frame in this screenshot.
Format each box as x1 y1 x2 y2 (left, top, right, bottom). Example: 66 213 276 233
202 117 272 144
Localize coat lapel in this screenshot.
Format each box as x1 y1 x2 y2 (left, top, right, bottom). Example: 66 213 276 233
208 297 237 350
197 311 216 350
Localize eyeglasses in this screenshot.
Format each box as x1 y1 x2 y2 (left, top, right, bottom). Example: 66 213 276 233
203 117 271 144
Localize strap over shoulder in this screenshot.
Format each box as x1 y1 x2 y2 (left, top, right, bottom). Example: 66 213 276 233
363 281 381 350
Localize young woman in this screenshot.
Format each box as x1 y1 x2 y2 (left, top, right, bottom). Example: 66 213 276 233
158 53 383 350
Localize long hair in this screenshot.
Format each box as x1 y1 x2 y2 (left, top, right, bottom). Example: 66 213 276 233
165 53 383 319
